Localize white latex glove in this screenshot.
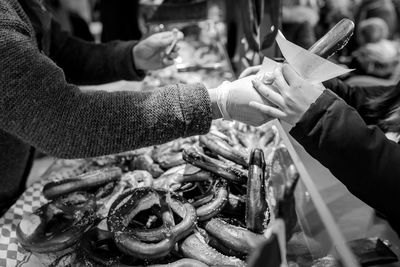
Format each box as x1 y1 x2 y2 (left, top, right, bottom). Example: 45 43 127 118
213 75 275 126
133 30 184 71
238 65 262 79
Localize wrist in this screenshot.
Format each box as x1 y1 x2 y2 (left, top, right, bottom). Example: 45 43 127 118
132 46 144 71
208 89 223 120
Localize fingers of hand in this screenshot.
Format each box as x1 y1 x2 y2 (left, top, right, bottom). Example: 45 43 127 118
272 66 291 95
238 65 262 79
171 45 180 53
230 75 256 87
251 79 285 109
166 51 179 60
162 57 174 67
281 63 303 86
165 34 182 58
159 49 177 65
249 101 286 119
171 29 184 41
152 30 184 47
259 72 275 85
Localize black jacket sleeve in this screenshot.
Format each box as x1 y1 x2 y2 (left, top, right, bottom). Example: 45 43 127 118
290 89 400 234
49 20 145 85
322 78 396 120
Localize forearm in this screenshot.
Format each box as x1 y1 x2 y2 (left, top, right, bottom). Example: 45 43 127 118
1 28 212 158
2 80 212 158
49 21 145 85
290 90 400 223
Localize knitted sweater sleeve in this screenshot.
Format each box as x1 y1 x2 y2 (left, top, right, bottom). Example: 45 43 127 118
49 20 146 85
0 26 212 159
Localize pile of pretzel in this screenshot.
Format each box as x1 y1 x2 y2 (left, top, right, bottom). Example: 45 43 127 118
17 122 299 267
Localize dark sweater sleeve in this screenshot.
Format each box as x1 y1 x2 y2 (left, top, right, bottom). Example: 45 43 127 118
0 27 212 158
322 78 395 118
49 20 145 85
290 90 400 229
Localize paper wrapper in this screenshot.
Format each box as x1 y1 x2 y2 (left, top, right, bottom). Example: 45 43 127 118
258 31 353 83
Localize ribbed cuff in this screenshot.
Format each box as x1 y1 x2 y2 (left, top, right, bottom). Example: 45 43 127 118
116 41 146 81
177 83 213 137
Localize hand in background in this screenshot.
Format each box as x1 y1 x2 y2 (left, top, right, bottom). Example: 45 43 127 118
249 64 325 125
133 30 183 71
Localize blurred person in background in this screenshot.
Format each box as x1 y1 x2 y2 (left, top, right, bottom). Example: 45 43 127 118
100 0 142 42
343 0 399 55
281 0 318 49
354 0 398 39
44 0 94 41
349 17 399 79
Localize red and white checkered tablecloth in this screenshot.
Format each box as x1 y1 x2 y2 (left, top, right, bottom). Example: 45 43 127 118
0 159 89 267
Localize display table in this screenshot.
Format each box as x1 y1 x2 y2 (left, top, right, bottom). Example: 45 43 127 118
1 124 400 266
0 121 351 266
0 159 88 266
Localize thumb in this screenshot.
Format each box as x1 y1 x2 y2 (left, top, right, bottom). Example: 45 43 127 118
238 65 262 79
215 80 231 91
281 64 303 86
149 31 184 47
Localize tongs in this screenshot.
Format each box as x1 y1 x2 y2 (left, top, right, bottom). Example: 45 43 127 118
165 29 180 59
175 62 225 72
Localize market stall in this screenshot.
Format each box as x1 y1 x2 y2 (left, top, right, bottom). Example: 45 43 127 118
1 1 400 266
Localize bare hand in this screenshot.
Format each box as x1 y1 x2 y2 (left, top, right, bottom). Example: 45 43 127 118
249 64 325 125
133 30 183 71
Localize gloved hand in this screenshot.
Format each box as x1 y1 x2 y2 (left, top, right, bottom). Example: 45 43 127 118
212 75 276 126
238 65 262 79
132 30 184 71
